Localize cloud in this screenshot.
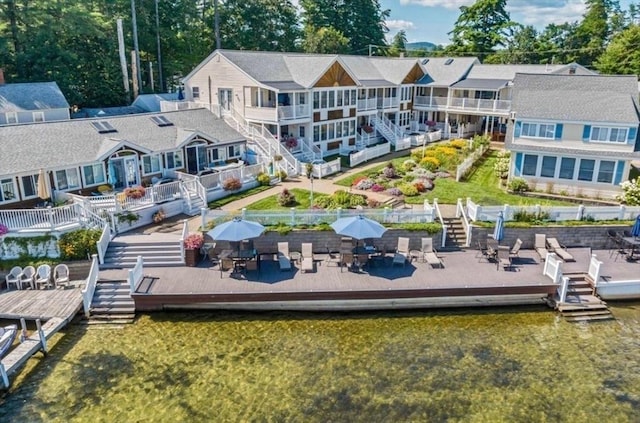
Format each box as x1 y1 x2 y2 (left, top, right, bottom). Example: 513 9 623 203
399 0 473 9
509 0 587 26
386 19 416 31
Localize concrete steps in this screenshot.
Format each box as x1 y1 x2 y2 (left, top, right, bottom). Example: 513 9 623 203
89 280 135 324
102 241 184 268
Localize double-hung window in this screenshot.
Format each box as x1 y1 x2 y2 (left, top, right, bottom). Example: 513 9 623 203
83 164 106 186
559 158 575 179
1 178 17 202
597 161 615 183
164 151 184 169
142 154 162 175
540 156 557 178
227 145 241 158
522 155 538 176
521 122 555 139
578 159 595 181
21 174 38 198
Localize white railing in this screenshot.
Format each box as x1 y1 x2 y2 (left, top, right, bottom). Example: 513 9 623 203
395 136 412 151
433 198 447 247
356 131 378 147
180 220 188 262
588 254 603 286
127 255 144 294
160 100 216 114
311 158 341 178
82 254 100 318
244 106 277 121
152 181 182 203
465 199 640 222
449 98 511 113
96 223 112 265
350 143 391 167
378 97 400 109
543 252 563 284
357 98 378 111
427 130 442 142
0 204 80 232
278 104 311 120
180 183 193 215
558 276 569 304
414 96 448 108
456 198 471 247
299 137 322 161
456 143 489 181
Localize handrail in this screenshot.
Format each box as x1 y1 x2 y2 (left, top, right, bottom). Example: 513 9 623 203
299 137 322 161
432 198 447 248
82 254 100 318
180 219 188 262
96 223 112 265
588 254 603 286
456 198 471 247
543 252 563 284
179 182 193 214
127 255 144 294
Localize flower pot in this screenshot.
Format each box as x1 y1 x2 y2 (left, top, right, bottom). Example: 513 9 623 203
185 248 200 267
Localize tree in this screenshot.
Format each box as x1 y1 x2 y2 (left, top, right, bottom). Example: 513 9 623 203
595 24 640 74
485 25 541 64
388 30 407 56
572 0 619 65
536 22 581 64
302 26 349 54
446 0 515 61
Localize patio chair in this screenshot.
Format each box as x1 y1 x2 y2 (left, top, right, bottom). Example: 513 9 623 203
392 237 410 267
20 266 36 290
208 248 220 268
53 264 70 289
510 239 523 260
356 254 369 272
476 240 489 263
534 234 548 262
201 242 215 261
35 264 52 289
370 244 389 267
5 266 22 290
497 246 513 271
421 237 443 268
324 243 341 267
277 242 292 271
301 243 314 273
546 238 575 262
340 252 354 272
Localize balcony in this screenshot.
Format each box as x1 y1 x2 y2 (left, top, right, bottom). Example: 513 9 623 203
278 104 311 121
414 96 448 109
244 106 277 122
377 97 400 109
357 98 378 112
449 98 511 114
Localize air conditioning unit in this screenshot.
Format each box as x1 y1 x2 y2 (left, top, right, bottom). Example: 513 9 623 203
509 111 516 120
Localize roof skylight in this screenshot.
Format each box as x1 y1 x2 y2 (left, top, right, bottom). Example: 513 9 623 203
150 115 174 127
90 121 117 134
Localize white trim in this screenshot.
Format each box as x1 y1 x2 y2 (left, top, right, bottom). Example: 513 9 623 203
520 121 556 140
141 153 162 176
19 173 40 200
163 150 184 170
5 112 17 124
32 111 44 123
589 126 628 144
0 176 19 204
53 167 82 192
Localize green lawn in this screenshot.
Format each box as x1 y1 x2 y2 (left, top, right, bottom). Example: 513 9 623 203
335 155 411 187
245 188 327 210
208 185 272 209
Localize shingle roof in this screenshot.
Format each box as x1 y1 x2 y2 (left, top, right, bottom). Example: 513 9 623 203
511 73 640 124
0 109 244 175
416 57 479 87
0 82 70 112
450 78 510 90
465 63 597 81
132 93 180 112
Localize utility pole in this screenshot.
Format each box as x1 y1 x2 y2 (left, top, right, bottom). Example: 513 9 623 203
214 0 221 50
155 0 164 92
131 0 143 94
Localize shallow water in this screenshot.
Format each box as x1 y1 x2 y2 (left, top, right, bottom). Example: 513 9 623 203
1 304 640 422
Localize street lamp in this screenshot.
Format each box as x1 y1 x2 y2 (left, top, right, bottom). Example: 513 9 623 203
305 163 314 208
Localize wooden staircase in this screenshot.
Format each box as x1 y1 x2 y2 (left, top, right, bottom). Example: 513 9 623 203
554 274 615 322
88 280 135 325
442 217 466 251
102 238 184 268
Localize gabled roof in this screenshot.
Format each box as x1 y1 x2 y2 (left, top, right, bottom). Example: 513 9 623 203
340 56 420 86
0 81 70 112
0 109 245 175
132 93 180 112
511 73 640 124
464 63 597 82
416 57 479 87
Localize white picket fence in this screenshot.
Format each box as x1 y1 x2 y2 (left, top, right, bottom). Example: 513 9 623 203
311 158 341 178
350 143 391 167
456 143 489 181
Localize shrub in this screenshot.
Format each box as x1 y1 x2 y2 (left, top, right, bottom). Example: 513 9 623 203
403 159 417 171
332 190 352 207
277 188 296 207
414 182 427 193
351 175 368 187
387 187 402 196
124 185 146 199
420 156 440 171
354 178 375 191
152 208 166 223
256 172 271 186
449 139 468 149
97 184 113 194
371 183 385 192
0 223 8 236
398 183 419 197
415 178 434 190
183 233 204 249
513 209 550 224
472 134 491 149
618 178 640 205
434 171 451 179
222 177 242 191
508 177 530 193
58 228 101 260
276 170 288 181
382 165 397 178
403 174 414 182
349 194 367 208
411 168 436 179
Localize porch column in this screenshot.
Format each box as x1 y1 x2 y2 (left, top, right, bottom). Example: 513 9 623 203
429 87 434 107
444 113 449 138
485 115 490 136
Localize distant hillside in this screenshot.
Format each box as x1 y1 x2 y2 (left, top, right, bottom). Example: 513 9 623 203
406 41 437 51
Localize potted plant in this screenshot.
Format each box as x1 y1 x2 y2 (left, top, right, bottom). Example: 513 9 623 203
152 208 166 224
124 185 146 199
183 233 204 267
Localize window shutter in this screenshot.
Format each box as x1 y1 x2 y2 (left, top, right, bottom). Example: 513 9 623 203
554 124 563 140
514 152 523 176
614 160 625 185
627 127 637 144
582 125 591 142
514 121 521 138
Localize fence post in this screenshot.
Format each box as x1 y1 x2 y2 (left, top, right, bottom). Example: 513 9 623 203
384 207 390 222
201 207 207 230
290 207 296 226
337 207 342 220
619 204 626 220
241 208 247 219
576 204 585 221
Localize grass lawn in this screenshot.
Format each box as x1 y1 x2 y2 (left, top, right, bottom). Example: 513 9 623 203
335 154 411 187
245 188 328 210
208 185 272 209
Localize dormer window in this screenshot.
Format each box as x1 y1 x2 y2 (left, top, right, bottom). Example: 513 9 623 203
90 121 117 134
444 59 454 65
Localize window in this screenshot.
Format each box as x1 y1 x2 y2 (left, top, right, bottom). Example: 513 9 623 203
337 91 343 107
313 92 319 109
6 112 17 124
522 154 538 176
55 168 80 191
21 174 38 198
227 145 241 158
141 154 162 175
521 123 536 137
1 178 17 202
90 121 117 134
559 158 576 179
597 160 615 183
578 159 595 181
540 156 557 178
297 93 306 105
164 151 184 169
539 124 555 139
299 126 305 138
521 122 555 139
590 127 627 143
33 111 44 123
208 148 219 163
83 164 106 186
328 91 335 108
192 87 200 99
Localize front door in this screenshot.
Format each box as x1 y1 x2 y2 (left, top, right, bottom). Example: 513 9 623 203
219 89 233 115
186 144 208 174
110 156 140 189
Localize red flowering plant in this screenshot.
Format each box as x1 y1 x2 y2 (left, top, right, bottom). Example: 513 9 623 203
0 223 8 236
285 137 298 149
124 185 146 199
183 233 204 250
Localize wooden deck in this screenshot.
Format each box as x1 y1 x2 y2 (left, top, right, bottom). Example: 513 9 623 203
0 288 83 320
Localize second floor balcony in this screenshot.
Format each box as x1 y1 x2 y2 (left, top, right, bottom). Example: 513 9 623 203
449 97 511 114
244 104 311 122
414 96 448 109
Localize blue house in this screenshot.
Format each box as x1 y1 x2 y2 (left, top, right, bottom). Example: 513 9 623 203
0 81 70 125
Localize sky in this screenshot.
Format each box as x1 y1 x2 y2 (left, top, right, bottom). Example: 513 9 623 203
382 0 634 45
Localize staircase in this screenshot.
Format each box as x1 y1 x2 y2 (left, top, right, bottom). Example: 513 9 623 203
102 238 184 268
442 217 466 251
554 274 614 322
88 280 135 324
370 115 398 146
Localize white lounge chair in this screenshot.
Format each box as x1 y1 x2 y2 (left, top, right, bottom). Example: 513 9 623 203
20 266 36 290
5 266 22 290
392 237 410 267
277 242 292 271
53 264 71 289
534 234 548 262
421 237 443 268
301 243 314 273
35 264 52 289
510 238 523 259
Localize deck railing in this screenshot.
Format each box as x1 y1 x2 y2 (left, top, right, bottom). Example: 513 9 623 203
588 254 603 286
180 220 188 262
278 104 311 120
357 98 378 111
127 256 144 294
82 254 100 318
433 198 447 247
0 204 81 232
456 198 471 247
96 223 112 265
543 252 563 284
311 158 341 179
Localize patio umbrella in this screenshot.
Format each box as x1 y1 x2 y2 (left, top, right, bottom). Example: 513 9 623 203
331 215 387 240
107 161 117 187
37 169 49 200
207 217 265 243
177 86 184 101
632 215 640 238
493 211 505 243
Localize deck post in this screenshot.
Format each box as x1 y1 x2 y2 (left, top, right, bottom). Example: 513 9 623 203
19 318 27 343
200 207 207 231
0 363 8 389
36 319 47 354
47 206 54 230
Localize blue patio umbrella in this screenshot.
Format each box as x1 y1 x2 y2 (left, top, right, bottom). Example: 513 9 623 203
107 161 117 186
177 86 184 101
632 215 640 238
207 217 265 243
493 211 505 243
331 215 387 240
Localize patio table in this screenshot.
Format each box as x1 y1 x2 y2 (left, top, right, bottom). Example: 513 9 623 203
622 237 640 259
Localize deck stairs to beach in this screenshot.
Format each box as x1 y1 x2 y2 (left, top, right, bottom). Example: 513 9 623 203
442 217 466 251
87 280 135 325
554 273 614 322
102 237 184 269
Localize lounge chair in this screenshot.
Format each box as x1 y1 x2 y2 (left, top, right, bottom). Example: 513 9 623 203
277 242 292 271
421 237 443 268
301 243 314 273
497 246 512 271
546 238 575 262
392 237 410 267
20 266 36 290
324 244 341 267
5 266 22 290
534 234 548 262
510 239 523 260
53 264 70 289
35 264 52 289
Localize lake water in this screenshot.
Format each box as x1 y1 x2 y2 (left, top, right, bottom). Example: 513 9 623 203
1 304 640 422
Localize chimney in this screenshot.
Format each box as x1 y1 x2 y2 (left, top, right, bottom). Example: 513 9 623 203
0 68 4 85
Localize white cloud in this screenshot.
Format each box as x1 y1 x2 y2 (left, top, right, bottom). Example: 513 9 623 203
399 0 473 9
386 19 416 31
509 0 587 27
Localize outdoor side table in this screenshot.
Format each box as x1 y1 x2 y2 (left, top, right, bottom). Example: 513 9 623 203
410 250 423 263
290 251 301 264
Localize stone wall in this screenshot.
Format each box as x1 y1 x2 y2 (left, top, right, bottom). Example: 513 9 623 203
469 224 630 249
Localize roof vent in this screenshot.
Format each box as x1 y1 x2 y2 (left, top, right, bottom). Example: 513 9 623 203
150 115 174 127
90 121 117 134
421 59 429 65
444 58 454 65
569 64 577 75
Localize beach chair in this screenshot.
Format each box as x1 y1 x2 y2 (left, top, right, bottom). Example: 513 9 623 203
301 243 314 273
510 239 523 260
546 238 575 262
421 237 443 268
277 242 292 271
392 237 410 267
534 234 548 262
497 246 512 271
5 266 22 290
35 264 52 289
53 264 70 289
20 266 36 290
